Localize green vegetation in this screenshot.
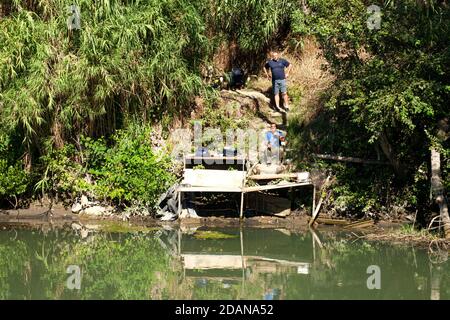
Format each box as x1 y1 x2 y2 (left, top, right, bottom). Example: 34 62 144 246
30 122 175 208
0 227 448 299
0 0 297 210
0 229 177 299
0 1 448 233
0 130 30 206
84 123 175 206
0 241 28 299
99 221 158 233
288 0 449 227
193 230 238 240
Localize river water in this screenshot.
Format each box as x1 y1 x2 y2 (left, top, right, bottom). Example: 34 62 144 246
0 224 448 299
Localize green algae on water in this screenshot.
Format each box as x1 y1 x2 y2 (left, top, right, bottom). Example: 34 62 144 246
193 230 238 240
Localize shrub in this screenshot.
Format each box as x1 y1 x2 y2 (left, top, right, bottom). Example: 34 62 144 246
0 131 30 205
0 160 29 205
34 141 91 202
87 124 175 207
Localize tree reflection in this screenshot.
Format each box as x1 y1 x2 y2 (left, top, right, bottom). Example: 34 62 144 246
0 225 448 300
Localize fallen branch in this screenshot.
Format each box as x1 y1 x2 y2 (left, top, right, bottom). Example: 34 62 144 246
314 154 389 165
309 174 332 227
343 220 375 229
314 217 348 226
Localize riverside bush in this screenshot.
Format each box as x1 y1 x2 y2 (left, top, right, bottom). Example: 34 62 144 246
85 124 175 207
0 132 29 205
0 160 29 205
34 141 91 202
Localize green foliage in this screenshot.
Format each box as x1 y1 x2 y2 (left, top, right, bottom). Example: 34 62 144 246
0 131 30 203
30 123 176 208
34 141 91 201
289 0 450 218
0 241 28 299
193 230 238 240
1 0 448 220
0 230 175 299
211 0 297 52
0 160 29 203
0 0 210 135
0 0 297 207
86 123 175 206
330 164 392 216
99 222 158 233
196 102 250 132
293 0 449 166
65 235 171 299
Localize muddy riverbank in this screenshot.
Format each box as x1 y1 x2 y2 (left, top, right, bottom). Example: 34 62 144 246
2 203 448 249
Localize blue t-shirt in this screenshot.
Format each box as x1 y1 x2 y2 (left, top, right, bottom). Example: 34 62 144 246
266 130 284 148
265 59 290 81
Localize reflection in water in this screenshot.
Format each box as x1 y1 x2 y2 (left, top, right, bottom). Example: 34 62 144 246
0 224 448 299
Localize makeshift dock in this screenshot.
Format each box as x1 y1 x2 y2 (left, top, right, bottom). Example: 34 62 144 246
177 155 315 218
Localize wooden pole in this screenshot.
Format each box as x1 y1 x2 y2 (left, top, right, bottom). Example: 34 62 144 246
314 153 389 165
240 227 245 297
309 175 331 227
240 192 244 219
431 148 450 238
249 173 299 180
178 191 182 216
178 228 181 256
240 158 246 219
312 185 316 217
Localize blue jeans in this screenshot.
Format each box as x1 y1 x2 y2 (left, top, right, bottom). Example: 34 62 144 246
265 145 281 165
272 79 287 95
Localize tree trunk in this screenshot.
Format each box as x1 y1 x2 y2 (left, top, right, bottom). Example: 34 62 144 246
0 1 12 17
52 120 65 149
431 148 450 239
430 264 442 300
378 131 406 179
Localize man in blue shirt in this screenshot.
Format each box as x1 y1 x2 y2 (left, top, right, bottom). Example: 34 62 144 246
265 123 285 164
264 51 292 111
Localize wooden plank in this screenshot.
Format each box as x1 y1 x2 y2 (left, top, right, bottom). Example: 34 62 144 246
314 218 349 225
343 220 375 229
182 169 245 188
185 156 246 161
314 154 389 165
182 254 311 270
185 156 246 165
243 182 312 193
309 175 332 226
249 172 310 182
178 186 242 193
249 173 298 180
182 254 243 269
